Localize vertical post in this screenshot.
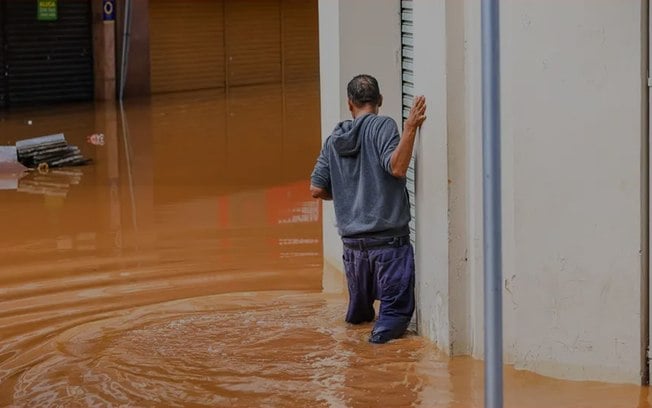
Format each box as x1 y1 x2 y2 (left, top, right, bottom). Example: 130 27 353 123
119 0 132 101
93 0 116 101
645 0 651 386
481 0 503 407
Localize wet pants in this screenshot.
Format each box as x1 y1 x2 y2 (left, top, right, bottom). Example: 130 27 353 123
341 236 415 340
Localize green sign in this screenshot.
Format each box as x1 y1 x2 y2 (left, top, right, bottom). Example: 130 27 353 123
37 0 58 21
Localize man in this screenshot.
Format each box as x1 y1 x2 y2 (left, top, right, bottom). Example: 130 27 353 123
310 74 427 344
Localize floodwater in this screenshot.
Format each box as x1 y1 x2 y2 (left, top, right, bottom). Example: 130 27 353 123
0 84 650 407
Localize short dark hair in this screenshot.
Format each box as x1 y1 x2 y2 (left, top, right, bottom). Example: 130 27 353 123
347 74 381 107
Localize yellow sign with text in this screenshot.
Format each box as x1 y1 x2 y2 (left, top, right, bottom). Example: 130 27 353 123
37 0 58 21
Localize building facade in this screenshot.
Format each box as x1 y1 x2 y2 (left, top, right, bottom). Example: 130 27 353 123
319 0 649 385
1 0 647 387
0 0 318 105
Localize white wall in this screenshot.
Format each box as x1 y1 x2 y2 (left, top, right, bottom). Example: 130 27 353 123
411 0 453 352
318 0 402 292
410 0 647 383
500 0 646 383
463 0 486 361
464 0 646 383
317 0 344 293
320 0 647 384
445 0 472 355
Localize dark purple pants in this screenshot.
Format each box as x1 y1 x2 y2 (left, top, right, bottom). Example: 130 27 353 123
341 236 415 341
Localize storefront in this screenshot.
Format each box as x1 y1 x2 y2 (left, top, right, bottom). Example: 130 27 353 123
0 0 94 107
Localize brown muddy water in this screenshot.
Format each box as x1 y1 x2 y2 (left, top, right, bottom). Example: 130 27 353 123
0 85 650 407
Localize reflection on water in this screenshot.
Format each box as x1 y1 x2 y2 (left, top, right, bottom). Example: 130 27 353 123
0 84 324 406
16 169 83 197
0 85 650 407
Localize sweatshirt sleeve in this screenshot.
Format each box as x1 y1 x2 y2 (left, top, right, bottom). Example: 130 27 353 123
375 117 401 175
310 137 332 192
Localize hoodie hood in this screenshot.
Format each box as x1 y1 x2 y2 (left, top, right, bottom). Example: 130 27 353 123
331 113 373 157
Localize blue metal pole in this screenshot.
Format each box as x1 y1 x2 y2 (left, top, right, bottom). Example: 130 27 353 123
481 0 503 407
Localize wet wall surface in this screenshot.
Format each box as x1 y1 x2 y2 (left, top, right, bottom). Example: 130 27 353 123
0 85 650 407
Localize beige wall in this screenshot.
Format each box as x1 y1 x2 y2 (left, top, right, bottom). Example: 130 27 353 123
411 0 454 352
319 0 647 384
464 0 647 383
500 0 646 383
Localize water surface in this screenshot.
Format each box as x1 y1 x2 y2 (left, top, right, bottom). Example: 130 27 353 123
0 86 650 407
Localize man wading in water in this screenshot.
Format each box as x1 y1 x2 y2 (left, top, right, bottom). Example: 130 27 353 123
310 74 427 344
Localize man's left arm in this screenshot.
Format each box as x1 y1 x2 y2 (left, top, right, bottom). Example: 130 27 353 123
377 96 427 178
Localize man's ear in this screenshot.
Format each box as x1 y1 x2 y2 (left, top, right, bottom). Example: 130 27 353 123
348 99 354 113
378 95 383 108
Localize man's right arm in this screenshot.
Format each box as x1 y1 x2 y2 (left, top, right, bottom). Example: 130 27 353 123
310 137 333 201
310 185 332 200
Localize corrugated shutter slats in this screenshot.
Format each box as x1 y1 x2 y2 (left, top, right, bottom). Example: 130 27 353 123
226 0 281 87
0 2 6 108
2 0 93 106
150 0 318 94
402 0 416 245
149 0 226 93
281 0 319 83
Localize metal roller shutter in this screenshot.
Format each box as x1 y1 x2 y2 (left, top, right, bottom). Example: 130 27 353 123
0 6 6 109
150 0 317 94
2 0 93 106
402 0 416 245
149 0 226 93
281 0 319 83
225 0 281 87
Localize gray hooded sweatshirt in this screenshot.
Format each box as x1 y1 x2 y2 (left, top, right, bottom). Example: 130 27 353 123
310 113 411 238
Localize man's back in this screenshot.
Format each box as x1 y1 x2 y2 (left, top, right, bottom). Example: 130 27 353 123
310 74 426 344
311 113 410 238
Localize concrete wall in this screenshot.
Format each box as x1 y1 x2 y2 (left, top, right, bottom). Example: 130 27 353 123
411 0 453 352
410 0 476 357
317 0 402 293
319 0 647 384
464 0 647 383
499 0 646 383
444 0 471 355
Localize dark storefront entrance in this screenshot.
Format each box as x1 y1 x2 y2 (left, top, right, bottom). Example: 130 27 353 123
0 0 94 108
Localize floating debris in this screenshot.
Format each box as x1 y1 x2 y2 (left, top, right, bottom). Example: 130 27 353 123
0 146 28 174
87 133 105 146
15 133 91 168
0 146 28 190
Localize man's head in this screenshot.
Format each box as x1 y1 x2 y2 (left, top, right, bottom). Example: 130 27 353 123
347 74 383 116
